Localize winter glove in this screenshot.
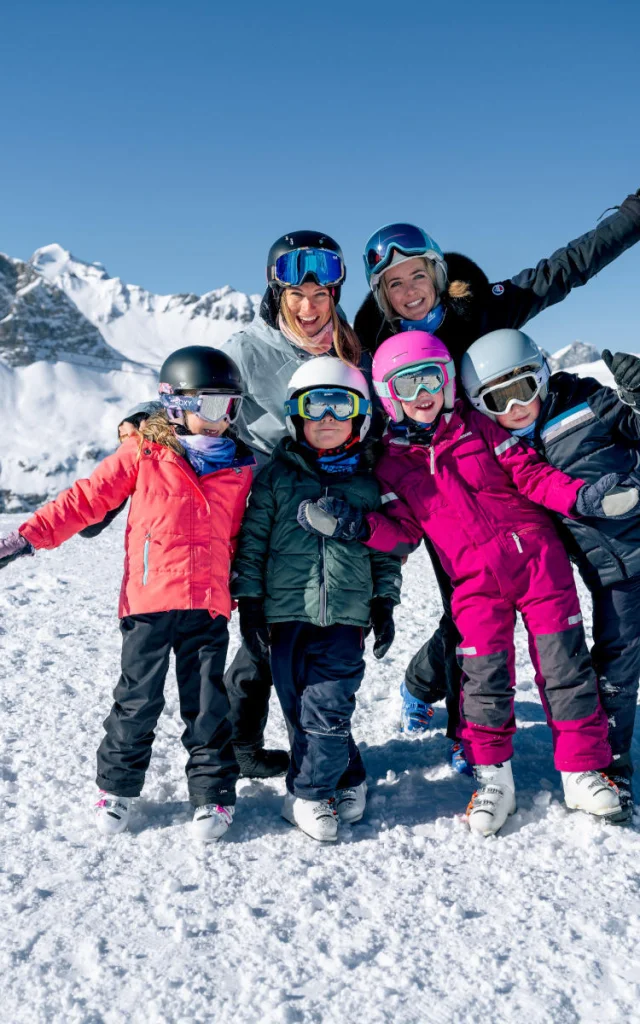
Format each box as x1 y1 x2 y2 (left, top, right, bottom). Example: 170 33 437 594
237 598 270 660
0 530 35 570
602 350 640 407
575 473 640 519
370 597 396 660
297 497 370 542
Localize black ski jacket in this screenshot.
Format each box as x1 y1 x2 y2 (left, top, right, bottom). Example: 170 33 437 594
528 371 640 589
354 192 640 364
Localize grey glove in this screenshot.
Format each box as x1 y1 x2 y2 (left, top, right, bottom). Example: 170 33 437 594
575 474 640 519
0 530 35 569
602 350 640 408
297 497 369 542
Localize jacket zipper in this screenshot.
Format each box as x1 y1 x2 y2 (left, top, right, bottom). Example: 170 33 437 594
429 446 435 474
319 486 328 626
512 532 523 554
142 532 151 584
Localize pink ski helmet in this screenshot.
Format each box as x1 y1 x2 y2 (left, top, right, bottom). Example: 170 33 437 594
372 331 456 422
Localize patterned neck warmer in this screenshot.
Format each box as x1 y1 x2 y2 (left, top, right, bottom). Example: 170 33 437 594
181 434 237 475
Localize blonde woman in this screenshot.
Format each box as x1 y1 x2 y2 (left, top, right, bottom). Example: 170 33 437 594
223 230 367 781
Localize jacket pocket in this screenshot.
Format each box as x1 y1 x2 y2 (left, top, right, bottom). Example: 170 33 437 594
142 532 151 585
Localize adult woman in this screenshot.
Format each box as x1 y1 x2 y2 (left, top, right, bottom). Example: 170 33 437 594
354 190 640 754
223 230 365 780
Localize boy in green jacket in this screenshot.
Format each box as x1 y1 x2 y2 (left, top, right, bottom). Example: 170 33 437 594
232 357 402 842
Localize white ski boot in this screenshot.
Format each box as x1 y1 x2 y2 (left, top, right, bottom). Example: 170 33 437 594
335 782 367 824
561 771 622 818
466 761 516 836
95 791 132 835
282 791 338 841
192 804 234 842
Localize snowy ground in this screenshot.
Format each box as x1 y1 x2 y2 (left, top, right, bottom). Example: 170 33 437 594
1 514 639 1024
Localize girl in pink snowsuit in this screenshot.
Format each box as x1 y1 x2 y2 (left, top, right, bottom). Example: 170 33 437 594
298 332 626 834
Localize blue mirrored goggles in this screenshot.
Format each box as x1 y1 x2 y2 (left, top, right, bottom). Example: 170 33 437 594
384 363 446 402
159 391 242 424
363 223 444 283
274 248 345 287
285 388 371 422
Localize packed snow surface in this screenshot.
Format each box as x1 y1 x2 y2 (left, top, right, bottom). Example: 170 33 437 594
1 521 638 1024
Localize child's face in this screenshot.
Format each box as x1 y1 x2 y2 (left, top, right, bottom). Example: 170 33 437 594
303 414 352 449
496 396 541 431
400 388 445 424
184 411 230 437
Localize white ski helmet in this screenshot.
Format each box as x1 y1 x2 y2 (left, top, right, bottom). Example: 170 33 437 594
285 356 372 441
460 329 550 421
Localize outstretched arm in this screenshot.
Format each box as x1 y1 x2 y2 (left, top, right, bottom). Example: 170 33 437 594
487 190 640 330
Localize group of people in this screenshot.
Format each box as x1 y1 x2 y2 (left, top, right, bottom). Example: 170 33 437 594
2 187 640 843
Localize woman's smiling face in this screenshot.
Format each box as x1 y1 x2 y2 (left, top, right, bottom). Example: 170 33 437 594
283 283 332 336
383 257 437 320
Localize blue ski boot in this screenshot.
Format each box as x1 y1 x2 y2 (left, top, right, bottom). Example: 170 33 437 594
450 742 473 776
400 680 434 734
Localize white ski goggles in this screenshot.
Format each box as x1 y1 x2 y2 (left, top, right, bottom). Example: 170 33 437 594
159 390 243 424
478 372 544 415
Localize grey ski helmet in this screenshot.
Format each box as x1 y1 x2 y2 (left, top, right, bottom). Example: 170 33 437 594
460 329 550 420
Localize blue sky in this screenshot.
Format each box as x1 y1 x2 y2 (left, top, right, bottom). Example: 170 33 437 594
1 0 639 352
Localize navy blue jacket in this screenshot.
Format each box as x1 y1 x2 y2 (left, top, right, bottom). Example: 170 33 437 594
529 372 640 588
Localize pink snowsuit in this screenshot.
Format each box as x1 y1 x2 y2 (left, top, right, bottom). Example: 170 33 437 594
365 401 611 771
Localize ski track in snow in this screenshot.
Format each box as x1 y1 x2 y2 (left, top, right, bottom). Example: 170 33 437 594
1 514 639 1024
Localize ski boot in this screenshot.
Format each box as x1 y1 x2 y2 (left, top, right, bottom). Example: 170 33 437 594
561 770 622 820
282 792 338 842
95 791 132 835
335 782 367 824
192 804 234 842
450 742 473 776
400 680 434 734
466 761 516 836
234 745 289 780
602 759 635 824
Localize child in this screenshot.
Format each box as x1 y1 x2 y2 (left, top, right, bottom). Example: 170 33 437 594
0 345 254 841
298 331 631 836
461 329 640 821
231 356 401 842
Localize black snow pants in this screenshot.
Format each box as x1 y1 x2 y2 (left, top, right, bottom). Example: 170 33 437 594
224 639 276 751
270 622 367 801
96 610 239 806
404 538 462 739
590 575 640 774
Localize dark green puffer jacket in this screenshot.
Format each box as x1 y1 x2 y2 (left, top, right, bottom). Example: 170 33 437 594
232 438 402 627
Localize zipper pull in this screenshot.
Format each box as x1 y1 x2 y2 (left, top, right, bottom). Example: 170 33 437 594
512 532 523 554
429 446 435 474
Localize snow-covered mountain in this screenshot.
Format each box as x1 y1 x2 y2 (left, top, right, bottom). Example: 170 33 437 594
547 340 600 372
0 244 260 510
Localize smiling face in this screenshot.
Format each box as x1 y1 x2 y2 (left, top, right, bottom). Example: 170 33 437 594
303 414 352 450
282 283 332 337
400 388 445 424
382 257 437 320
495 396 541 431
184 411 230 437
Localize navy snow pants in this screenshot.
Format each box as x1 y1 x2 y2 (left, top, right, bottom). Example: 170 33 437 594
96 610 239 806
590 575 640 773
270 622 367 800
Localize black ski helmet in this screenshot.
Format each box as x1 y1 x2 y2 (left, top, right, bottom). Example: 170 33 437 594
266 230 345 304
158 345 243 394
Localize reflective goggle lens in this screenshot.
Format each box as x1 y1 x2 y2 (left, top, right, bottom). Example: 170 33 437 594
481 374 540 414
274 248 345 287
364 224 435 272
390 363 445 401
159 392 242 423
285 388 370 421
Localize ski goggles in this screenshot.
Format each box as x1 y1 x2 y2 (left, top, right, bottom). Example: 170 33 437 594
478 372 542 415
285 388 371 421
364 224 443 280
375 363 447 403
273 248 345 288
159 389 242 424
